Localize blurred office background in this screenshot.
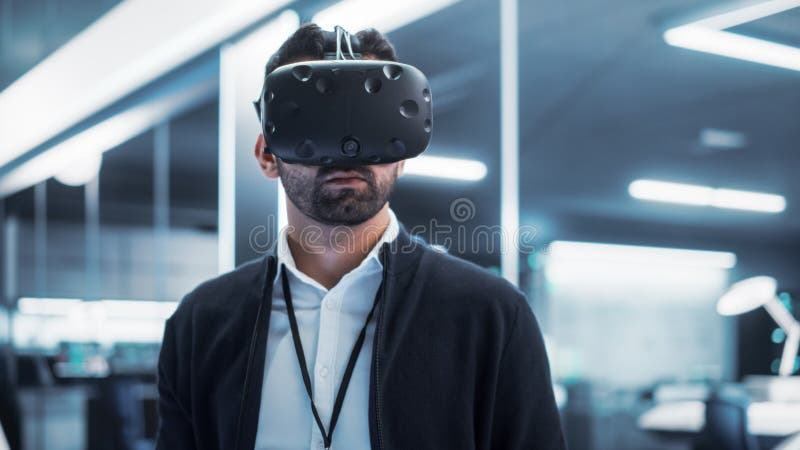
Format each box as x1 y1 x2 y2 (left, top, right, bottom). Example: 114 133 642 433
0 0 799 449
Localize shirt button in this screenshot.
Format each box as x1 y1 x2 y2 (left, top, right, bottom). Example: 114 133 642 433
325 299 337 310
319 366 329 378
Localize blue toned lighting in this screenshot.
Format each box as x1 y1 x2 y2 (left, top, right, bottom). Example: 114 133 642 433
527 253 543 270
772 328 787 344
771 358 781 374
779 292 793 311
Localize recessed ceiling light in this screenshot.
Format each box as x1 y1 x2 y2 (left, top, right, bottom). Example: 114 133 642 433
699 128 747 150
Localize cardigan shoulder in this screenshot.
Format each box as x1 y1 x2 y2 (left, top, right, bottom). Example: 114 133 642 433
419 245 527 306
168 255 269 326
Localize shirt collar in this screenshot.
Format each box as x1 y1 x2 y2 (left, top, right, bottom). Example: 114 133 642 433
274 208 399 289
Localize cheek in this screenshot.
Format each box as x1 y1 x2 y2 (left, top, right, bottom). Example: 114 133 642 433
299 166 320 178
372 164 399 182
282 163 319 180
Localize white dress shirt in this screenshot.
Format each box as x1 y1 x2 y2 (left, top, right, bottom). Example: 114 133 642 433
255 209 400 450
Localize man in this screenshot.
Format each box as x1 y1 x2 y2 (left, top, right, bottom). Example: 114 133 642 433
156 24 565 450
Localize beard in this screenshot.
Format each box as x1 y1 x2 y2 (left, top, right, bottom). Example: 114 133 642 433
277 161 397 226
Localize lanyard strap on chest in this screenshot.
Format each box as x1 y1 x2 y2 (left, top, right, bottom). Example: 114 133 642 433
280 262 384 449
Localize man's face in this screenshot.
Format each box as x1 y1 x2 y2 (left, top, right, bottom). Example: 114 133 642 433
277 160 400 226
260 54 402 226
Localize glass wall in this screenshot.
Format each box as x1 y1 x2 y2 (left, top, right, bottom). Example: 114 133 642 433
517 1 800 449
2 100 219 449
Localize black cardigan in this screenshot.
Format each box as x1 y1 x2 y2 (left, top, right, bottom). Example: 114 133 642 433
156 226 566 450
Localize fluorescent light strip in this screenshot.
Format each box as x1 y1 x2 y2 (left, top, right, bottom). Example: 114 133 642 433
630 180 713 206
629 179 786 213
0 74 216 197
664 26 800 72
714 188 786 212
15 297 180 347
544 260 731 289
0 0 293 168
17 297 179 319
689 0 800 29
403 155 487 181
312 0 460 33
663 0 800 72
548 241 737 269
17 297 83 316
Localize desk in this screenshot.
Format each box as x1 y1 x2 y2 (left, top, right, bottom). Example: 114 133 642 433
638 400 800 436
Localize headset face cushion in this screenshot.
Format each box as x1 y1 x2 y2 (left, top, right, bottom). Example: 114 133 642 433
260 60 432 165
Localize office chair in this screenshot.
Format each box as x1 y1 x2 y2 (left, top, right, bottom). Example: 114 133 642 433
696 388 760 450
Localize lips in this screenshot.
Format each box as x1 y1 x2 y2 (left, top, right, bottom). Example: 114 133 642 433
323 170 367 183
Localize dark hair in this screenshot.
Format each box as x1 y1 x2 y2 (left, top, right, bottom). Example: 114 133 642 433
262 23 398 82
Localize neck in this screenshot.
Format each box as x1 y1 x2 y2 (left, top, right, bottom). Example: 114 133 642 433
285 202 391 289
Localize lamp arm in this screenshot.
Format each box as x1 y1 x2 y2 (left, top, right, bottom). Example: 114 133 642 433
764 296 800 335
763 296 800 376
779 323 800 377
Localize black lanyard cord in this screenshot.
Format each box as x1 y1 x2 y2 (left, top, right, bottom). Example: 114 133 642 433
280 260 385 449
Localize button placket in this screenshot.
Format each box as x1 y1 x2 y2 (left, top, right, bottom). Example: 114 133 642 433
325 298 337 310
314 289 340 416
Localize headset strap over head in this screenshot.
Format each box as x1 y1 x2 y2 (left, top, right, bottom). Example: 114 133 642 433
322 25 362 60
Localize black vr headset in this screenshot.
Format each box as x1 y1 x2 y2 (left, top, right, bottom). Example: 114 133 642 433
254 26 432 165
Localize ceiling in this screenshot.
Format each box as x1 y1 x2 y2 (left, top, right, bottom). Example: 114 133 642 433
382 0 800 274
0 0 122 90
515 0 800 243
2 0 799 273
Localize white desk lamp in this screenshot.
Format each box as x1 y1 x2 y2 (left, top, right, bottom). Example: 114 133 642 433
718 276 800 376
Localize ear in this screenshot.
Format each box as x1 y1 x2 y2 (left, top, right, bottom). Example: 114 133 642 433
254 133 280 179
396 160 405 177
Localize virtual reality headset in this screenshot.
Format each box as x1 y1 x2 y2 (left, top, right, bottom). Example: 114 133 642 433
254 26 433 165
